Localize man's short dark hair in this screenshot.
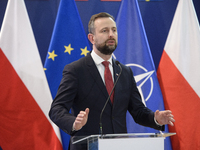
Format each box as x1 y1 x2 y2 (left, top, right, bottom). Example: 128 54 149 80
88 12 115 34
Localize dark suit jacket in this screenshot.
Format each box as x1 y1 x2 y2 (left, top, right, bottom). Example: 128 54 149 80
49 53 164 150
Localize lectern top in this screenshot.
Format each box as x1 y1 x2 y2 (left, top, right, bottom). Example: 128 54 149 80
72 132 176 144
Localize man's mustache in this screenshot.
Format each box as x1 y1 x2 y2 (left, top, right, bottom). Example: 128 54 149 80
105 38 117 44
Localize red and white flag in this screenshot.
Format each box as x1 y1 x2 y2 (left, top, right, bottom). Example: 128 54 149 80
0 0 62 149
157 0 200 149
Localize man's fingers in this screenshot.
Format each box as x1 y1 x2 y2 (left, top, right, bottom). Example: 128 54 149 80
169 121 174 126
85 108 89 115
167 114 174 117
165 110 172 115
74 120 81 124
75 117 84 121
155 110 175 126
79 108 89 115
73 108 90 131
77 113 85 118
169 117 175 122
155 110 159 114
75 108 89 124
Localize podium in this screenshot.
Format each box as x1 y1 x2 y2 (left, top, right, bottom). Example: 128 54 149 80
72 133 175 150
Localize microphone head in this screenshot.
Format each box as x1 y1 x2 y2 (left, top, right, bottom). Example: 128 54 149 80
115 60 120 66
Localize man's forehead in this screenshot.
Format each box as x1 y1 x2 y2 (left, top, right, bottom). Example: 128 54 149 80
94 17 116 28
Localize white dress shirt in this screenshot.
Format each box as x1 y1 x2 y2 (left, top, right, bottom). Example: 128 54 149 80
91 50 114 84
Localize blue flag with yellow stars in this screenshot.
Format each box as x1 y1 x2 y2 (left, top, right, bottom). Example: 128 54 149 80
114 0 172 150
44 0 91 149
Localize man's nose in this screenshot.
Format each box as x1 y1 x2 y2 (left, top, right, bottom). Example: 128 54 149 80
109 30 114 37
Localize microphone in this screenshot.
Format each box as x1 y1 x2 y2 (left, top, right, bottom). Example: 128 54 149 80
99 60 122 138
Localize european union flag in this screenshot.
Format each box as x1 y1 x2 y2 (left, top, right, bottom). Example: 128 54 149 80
114 0 172 150
44 0 91 149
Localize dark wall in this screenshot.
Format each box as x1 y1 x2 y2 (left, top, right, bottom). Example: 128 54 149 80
0 0 199 69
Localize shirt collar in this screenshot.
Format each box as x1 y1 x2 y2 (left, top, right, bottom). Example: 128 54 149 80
91 50 113 66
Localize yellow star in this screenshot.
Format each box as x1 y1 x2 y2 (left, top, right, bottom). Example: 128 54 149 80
43 68 47 71
80 46 90 56
48 50 57 61
64 44 74 55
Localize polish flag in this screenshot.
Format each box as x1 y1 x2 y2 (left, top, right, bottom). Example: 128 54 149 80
157 0 200 149
0 0 62 149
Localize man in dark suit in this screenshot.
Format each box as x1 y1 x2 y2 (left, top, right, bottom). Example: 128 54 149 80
49 12 175 150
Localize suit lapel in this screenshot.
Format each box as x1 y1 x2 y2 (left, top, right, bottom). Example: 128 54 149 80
85 54 108 100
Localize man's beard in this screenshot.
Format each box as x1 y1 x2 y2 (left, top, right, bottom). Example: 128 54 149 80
96 39 117 55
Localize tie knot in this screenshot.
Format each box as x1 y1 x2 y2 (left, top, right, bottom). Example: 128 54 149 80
102 61 109 68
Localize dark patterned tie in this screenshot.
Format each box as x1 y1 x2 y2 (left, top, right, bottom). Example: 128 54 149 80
102 61 114 104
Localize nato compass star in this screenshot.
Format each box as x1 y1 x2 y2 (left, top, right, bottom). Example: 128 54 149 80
126 63 155 107
134 70 154 106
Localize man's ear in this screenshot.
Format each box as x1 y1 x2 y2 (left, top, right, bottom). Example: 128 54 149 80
88 33 95 44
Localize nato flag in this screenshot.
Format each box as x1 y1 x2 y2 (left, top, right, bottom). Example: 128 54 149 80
114 0 172 150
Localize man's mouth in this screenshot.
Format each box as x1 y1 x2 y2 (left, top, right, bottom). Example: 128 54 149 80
106 40 115 45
